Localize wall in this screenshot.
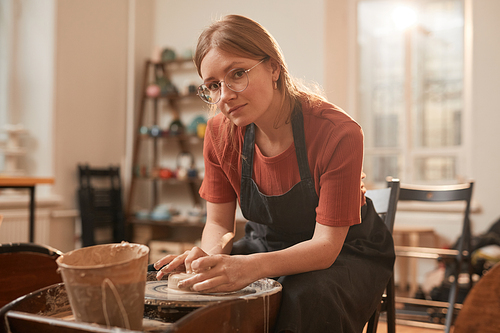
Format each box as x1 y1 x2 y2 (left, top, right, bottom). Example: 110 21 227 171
324 0 355 112
54 0 129 209
469 0 500 234
153 0 325 90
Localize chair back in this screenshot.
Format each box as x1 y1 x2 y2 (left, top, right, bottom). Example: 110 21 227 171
397 181 474 262
394 181 474 333
366 178 401 233
0 243 63 309
399 182 473 203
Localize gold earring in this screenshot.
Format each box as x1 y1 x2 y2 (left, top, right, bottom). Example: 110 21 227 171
273 81 278 90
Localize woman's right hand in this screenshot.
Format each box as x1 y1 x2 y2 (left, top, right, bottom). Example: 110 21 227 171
153 246 209 280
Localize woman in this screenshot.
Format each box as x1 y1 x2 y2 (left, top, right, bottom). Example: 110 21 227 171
154 15 395 333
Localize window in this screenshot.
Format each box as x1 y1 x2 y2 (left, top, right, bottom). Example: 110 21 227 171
357 0 466 185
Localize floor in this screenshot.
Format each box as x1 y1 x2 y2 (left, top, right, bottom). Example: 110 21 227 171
366 281 450 333
373 322 443 333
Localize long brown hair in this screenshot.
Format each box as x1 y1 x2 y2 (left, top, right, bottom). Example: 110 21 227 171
194 14 325 150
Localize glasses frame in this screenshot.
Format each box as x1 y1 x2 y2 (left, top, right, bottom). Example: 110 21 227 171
197 58 268 104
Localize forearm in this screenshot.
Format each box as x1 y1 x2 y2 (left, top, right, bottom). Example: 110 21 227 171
248 224 349 279
201 201 237 255
201 221 235 255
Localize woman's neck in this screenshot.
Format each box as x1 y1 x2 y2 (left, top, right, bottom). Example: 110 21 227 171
254 102 294 157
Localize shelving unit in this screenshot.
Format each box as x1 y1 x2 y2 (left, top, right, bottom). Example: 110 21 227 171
127 58 207 248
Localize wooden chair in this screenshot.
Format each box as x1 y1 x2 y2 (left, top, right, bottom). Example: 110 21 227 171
365 178 401 333
0 243 63 309
394 181 474 333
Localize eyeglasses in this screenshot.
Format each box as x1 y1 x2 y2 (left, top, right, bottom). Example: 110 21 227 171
197 58 267 104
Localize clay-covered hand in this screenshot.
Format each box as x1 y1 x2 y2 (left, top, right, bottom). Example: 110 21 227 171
153 246 208 280
178 253 258 293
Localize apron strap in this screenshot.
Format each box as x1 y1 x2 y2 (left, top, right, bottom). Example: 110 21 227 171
290 108 313 181
241 123 256 179
241 102 312 181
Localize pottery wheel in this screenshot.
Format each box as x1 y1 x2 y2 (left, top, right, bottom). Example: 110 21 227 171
144 278 282 306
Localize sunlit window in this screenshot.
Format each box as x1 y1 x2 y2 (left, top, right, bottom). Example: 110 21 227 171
357 0 465 185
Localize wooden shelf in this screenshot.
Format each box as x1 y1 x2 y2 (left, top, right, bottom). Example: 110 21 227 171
127 58 206 246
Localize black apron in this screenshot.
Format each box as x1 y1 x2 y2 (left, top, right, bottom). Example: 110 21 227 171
232 107 395 333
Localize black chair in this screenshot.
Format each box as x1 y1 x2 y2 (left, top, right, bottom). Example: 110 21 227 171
365 178 400 333
394 181 474 333
78 164 126 247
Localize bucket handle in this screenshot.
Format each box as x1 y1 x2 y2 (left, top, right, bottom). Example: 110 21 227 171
101 278 130 329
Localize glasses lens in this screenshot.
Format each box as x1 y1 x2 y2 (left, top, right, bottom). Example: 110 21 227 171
226 69 249 92
197 68 250 104
197 85 219 104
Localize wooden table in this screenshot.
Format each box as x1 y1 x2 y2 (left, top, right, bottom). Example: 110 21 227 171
0 177 55 242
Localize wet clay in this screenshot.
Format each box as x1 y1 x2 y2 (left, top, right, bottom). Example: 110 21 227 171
167 272 196 291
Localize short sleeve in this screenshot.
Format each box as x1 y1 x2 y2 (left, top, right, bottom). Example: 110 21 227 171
199 119 238 203
314 121 364 227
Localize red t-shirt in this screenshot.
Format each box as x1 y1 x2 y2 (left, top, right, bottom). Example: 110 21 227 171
199 99 365 227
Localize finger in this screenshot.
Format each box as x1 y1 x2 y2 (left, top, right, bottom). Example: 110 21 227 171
156 262 187 280
188 275 232 293
184 247 207 273
191 255 221 272
156 252 188 280
168 252 190 271
156 264 169 280
175 266 220 290
154 255 177 270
